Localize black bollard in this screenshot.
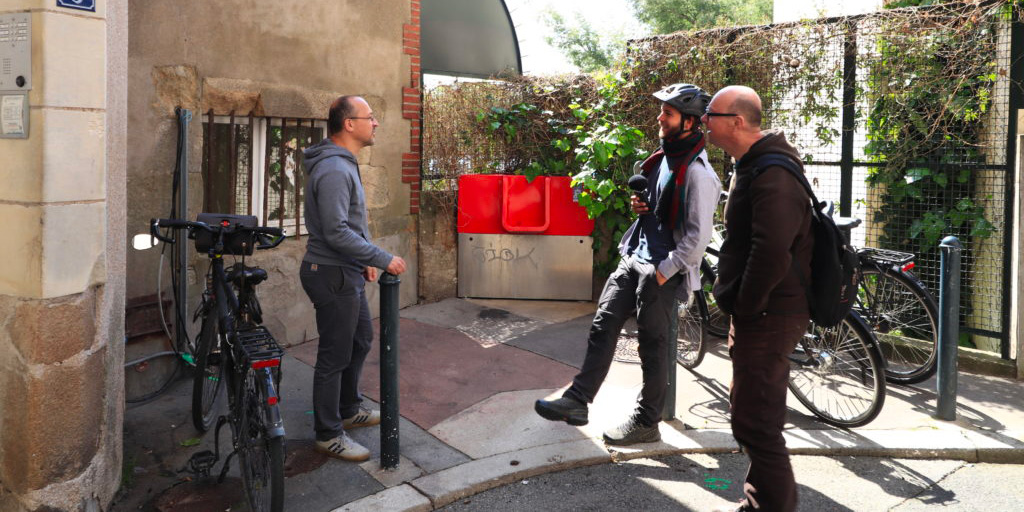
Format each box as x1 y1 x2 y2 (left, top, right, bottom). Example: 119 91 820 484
664 299 678 419
378 272 401 468
936 236 961 421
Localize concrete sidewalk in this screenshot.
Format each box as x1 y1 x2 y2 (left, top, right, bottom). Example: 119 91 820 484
114 298 1024 512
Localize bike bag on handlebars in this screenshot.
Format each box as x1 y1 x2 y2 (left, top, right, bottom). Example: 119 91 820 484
195 213 259 255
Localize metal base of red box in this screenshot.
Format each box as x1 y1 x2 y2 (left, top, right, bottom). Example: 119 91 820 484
457 233 593 300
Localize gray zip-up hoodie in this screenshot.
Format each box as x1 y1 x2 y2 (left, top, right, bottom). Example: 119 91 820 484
302 138 392 272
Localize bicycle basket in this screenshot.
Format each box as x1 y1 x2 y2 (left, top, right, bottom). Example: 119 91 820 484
195 213 259 255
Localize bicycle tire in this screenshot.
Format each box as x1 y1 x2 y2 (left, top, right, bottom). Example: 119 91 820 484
700 258 730 338
192 313 226 432
857 267 939 385
788 311 886 428
239 369 285 512
676 292 708 369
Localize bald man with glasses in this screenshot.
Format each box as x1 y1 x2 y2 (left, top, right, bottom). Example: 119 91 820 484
705 86 814 512
300 95 407 462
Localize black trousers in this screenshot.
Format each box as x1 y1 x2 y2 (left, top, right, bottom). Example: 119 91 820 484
729 312 809 512
563 255 680 426
300 261 373 442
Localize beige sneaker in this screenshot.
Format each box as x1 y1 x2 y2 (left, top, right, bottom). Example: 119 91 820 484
342 406 381 429
315 433 370 462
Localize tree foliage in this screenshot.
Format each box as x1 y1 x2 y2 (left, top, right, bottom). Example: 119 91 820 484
542 10 621 73
628 0 772 34
542 0 772 73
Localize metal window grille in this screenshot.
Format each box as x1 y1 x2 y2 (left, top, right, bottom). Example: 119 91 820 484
201 112 326 238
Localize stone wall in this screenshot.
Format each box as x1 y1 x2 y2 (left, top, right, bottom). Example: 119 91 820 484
0 0 127 510
125 0 421 351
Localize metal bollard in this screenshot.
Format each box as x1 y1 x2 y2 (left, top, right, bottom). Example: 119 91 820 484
936 236 961 421
378 272 401 468
664 299 678 419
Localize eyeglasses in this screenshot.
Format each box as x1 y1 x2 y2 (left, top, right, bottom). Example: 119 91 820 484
348 115 377 122
703 110 739 118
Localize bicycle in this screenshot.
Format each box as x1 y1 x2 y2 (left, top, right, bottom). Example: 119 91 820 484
150 213 286 512
678 222 887 428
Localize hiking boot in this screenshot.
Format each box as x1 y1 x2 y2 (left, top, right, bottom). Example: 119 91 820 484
316 433 371 462
342 406 381 429
534 396 589 426
602 414 661 446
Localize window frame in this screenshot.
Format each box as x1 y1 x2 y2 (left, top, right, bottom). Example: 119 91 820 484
202 114 327 237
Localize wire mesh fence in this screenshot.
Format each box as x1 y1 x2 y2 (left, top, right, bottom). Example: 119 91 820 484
422 2 1021 356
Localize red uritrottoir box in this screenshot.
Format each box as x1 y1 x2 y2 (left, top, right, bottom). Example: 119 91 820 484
456 175 595 236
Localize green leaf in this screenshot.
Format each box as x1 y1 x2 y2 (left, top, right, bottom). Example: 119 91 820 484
180 437 202 447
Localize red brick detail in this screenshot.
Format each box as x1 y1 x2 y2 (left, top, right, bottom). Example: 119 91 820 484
404 4 422 217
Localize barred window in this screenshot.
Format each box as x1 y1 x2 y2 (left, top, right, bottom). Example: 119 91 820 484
202 113 326 237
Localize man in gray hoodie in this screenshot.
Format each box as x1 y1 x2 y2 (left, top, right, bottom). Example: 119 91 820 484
300 95 407 461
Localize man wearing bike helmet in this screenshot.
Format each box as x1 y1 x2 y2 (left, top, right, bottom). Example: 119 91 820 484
704 85 813 512
300 95 408 462
535 83 721 445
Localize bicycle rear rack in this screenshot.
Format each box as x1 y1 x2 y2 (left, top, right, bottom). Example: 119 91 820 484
236 326 284 364
858 247 914 266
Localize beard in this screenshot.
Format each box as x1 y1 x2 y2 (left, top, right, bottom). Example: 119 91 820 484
659 123 683 141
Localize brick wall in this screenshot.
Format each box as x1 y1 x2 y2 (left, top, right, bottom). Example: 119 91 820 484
402 0 422 214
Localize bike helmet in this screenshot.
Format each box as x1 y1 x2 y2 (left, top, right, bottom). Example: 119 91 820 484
653 83 711 118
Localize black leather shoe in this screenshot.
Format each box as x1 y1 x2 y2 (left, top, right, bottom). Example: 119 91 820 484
534 396 589 426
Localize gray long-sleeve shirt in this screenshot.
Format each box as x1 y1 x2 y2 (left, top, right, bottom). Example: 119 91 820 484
302 138 392 272
618 150 722 300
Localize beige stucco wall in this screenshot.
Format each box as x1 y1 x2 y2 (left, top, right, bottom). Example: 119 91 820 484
126 0 419 349
0 0 127 509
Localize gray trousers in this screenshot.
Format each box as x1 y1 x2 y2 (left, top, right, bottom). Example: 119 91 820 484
300 261 372 442
564 255 680 425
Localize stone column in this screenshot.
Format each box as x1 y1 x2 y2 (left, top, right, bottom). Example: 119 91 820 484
0 1 126 510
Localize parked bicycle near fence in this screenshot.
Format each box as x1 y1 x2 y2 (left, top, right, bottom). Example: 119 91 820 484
150 214 286 512
834 217 940 385
677 212 888 428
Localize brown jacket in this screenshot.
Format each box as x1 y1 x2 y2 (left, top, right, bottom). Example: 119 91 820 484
712 131 814 320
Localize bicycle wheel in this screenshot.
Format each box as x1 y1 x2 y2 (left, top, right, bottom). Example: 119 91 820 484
192 313 226 432
238 369 285 512
676 292 708 369
788 312 886 428
701 258 730 338
858 267 939 385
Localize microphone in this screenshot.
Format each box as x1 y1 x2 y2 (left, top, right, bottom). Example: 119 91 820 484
628 174 649 210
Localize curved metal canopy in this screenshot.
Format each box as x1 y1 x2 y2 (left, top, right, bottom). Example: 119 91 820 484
421 0 522 79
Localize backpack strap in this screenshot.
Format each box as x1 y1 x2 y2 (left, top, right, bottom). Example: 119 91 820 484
751 154 820 207
750 153 818 304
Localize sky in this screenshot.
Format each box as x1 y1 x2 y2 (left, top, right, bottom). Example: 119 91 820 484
503 0 648 75
430 0 886 81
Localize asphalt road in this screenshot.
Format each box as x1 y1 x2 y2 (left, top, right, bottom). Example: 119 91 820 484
439 453 1024 511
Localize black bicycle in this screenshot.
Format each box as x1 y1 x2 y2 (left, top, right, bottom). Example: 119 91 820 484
680 219 886 427
151 214 286 512
835 217 940 385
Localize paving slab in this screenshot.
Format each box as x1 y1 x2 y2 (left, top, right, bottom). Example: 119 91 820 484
332 484 432 512
410 439 612 509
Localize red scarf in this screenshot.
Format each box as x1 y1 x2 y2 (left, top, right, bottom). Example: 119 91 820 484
637 131 705 229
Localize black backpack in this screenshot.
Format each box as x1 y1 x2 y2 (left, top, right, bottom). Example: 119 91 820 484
752 154 859 328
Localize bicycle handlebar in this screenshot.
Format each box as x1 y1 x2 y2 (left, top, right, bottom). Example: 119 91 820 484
150 218 285 250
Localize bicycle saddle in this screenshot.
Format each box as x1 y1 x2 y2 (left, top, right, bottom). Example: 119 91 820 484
833 216 862 231
227 264 268 287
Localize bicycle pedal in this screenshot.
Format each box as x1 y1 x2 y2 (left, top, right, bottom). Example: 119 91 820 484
187 450 217 476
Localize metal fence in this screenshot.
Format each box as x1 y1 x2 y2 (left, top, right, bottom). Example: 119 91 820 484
422 4 1022 358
